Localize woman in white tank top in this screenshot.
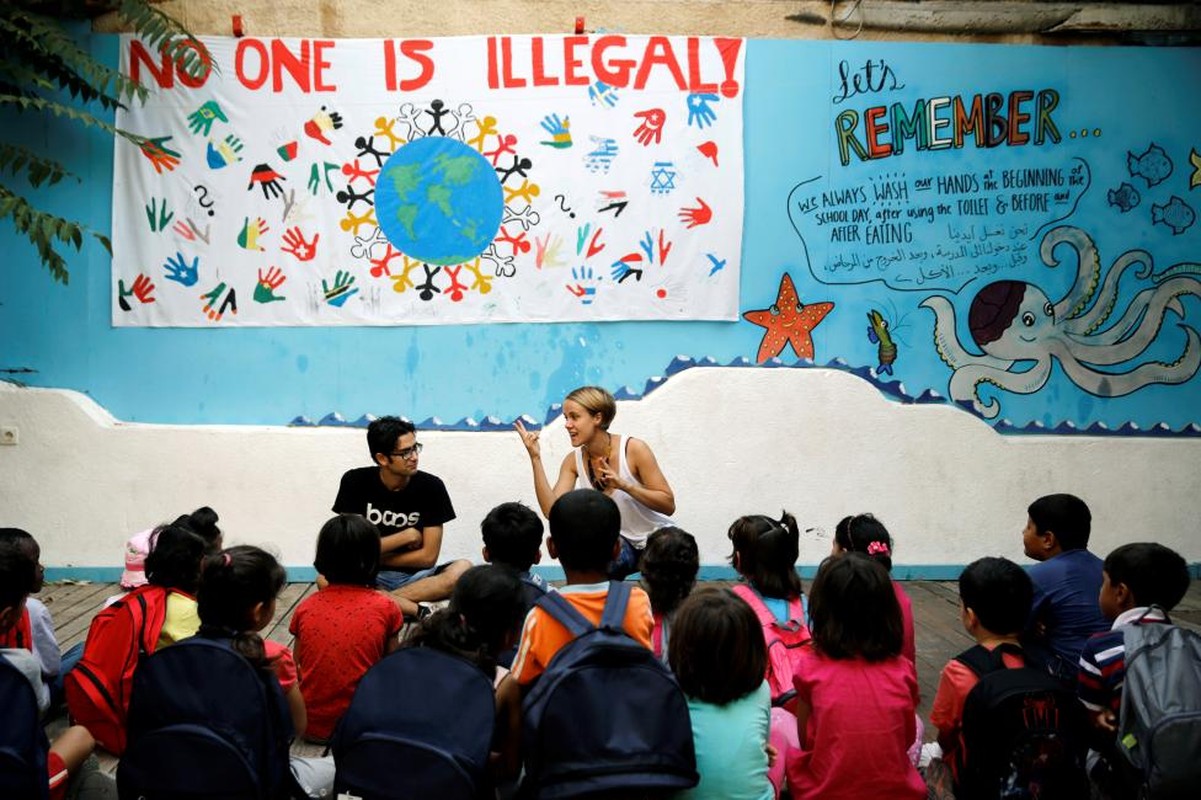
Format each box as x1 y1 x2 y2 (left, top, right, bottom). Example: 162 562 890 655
515 385 676 578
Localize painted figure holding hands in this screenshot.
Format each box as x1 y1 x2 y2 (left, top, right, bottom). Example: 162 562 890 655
515 385 676 579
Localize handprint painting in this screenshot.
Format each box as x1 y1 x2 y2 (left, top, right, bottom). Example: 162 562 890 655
111 34 745 326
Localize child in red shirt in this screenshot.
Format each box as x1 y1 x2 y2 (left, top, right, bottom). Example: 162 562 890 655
290 515 403 741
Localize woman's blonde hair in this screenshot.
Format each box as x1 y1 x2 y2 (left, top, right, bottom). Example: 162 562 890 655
565 386 617 429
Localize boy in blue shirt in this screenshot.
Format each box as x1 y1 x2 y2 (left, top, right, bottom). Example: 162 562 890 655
1022 493 1109 685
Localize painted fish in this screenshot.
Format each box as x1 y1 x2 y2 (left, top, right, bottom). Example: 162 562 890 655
1107 182 1140 213
1151 195 1196 235
867 309 898 375
1128 143 1173 187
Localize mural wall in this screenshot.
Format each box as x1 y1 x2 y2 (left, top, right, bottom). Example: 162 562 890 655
2 38 1200 435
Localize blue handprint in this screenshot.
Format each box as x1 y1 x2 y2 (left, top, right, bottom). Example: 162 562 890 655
567 266 599 305
686 93 719 129
162 252 199 287
584 136 619 174
588 81 619 109
322 270 359 307
539 114 572 148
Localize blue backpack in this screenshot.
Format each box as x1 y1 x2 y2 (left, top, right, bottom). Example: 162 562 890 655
0 655 49 800
117 636 296 800
498 573 549 670
521 581 698 799
332 646 496 800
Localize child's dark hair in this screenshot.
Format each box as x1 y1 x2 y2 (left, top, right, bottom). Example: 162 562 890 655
809 553 902 661
314 514 381 586
1028 493 1092 550
405 564 527 677
482 501 543 572
548 489 620 571
145 523 207 594
835 513 895 572
728 511 803 600
1104 543 1190 611
640 527 699 617
367 415 416 459
958 556 1033 635
0 536 36 611
197 546 287 672
172 506 223 553
0 528 41 593
669 588 766 705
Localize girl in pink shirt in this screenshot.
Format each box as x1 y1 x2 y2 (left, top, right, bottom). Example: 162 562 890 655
786 553 926 800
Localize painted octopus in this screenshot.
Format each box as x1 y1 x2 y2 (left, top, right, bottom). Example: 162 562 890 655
921 225 1201 419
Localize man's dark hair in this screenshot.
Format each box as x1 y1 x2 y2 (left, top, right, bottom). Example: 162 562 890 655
959 556 1033 636
315 514 381 586
1028 493 1092 550
548 489 620 572
482 502 543 572
670 588 766 706
1104 543 1191 612
0 537 36 610
367 416 416 460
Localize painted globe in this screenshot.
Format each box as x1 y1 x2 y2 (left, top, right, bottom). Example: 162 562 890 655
374 136 504 266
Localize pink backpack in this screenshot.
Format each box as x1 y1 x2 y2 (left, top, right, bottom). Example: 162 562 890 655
731 583 810 709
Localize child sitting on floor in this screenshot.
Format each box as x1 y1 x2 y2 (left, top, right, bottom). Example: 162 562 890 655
832 513 915 664
121 506 223 590
290 514 403 742
0 528 73 704
640 526 699 664
1 536 107 799
481 501 550 669
670 588 778 800
787 553 926 800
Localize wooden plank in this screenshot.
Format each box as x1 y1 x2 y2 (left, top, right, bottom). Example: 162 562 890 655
268 582 319 649
47 584 120 648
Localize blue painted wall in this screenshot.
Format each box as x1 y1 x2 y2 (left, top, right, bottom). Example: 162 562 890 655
4 36 1200 432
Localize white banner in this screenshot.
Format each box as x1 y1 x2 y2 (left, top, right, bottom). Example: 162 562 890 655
111 34 745 326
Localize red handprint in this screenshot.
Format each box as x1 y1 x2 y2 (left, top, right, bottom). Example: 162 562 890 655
678 197 713 229
281 227 319 261
632 109 666 146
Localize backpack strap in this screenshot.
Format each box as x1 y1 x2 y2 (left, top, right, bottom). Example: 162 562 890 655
731 583 774 626
599 580 632 632
536 591 596 639
955 642 1024 677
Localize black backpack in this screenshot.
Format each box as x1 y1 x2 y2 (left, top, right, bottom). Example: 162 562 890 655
520 581 698 799
0 655 50 800
331 646 496 800
117 636 296 800
956 642 1089 800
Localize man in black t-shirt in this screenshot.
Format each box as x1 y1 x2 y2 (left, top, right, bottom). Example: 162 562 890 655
332 416 470 604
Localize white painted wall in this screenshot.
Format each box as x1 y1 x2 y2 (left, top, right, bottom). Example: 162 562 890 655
1 369 1197 573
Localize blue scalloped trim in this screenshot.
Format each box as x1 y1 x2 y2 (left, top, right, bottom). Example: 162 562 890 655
286 356 1201 437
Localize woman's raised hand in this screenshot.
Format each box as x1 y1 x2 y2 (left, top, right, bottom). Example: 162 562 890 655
514 419 541 459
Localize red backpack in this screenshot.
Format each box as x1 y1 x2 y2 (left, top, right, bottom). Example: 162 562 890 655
731 583 811 710
65 585 169 754
0 607 33 651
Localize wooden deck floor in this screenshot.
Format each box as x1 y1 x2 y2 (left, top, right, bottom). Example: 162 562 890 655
38 577 1201 762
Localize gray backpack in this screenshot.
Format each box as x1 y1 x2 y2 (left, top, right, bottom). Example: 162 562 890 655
1117 620 1201 799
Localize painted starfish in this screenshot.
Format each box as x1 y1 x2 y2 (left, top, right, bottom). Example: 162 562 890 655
742 273 834 362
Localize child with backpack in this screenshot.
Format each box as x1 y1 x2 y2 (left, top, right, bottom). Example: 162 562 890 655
639 526 699 663
120 545 333 799
333 564 530 796
481 501 551 669
120 506 224 590
1 535 108 800
787 553 926 800
65 522 207 754
512 488 698 798
289 514 403 742
928 556 1087 800
832 513 915 664
1023 493 1109 685
669 588 778 800
1077 542 1194 800
0 528 71 706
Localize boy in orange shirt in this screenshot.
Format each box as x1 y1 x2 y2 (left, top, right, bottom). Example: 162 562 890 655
510 489 653 685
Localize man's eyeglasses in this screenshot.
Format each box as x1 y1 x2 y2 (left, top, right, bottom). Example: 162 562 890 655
391 443 423 460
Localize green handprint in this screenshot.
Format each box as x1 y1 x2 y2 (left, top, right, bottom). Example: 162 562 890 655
144 197 174 232
187 100 229 136
322 270 358 307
